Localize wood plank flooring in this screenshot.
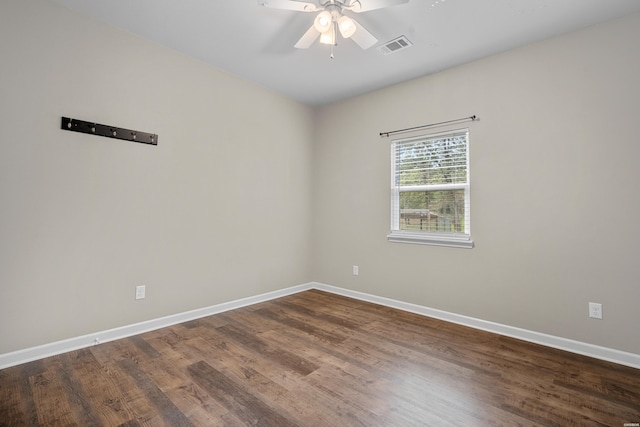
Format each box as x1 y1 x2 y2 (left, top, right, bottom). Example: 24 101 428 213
1 289 639 426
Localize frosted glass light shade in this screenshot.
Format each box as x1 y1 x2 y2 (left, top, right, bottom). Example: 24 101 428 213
338 15 356 38
319 26 336 45
314 11 332 33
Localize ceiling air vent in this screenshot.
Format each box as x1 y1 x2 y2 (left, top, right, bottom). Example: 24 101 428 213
377 36 413 55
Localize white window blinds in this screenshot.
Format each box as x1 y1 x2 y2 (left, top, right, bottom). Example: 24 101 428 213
389 129 472 248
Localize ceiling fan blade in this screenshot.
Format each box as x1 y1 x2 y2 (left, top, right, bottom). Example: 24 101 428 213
350 20 377 49
257 0 318 12
294 25 320 48
347 0 409 13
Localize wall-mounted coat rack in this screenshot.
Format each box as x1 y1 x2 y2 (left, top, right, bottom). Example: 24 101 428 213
61 117 158 146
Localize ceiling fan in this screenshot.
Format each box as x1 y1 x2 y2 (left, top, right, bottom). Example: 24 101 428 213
258 0 409 54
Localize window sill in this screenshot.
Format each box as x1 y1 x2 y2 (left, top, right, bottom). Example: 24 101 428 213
387 231 474 249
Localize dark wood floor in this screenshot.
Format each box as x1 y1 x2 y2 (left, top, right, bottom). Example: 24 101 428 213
1 289 639 426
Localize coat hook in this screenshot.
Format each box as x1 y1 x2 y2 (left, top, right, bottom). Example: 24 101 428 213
61 117 157 146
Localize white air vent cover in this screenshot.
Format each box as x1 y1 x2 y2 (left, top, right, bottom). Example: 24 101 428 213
377 36 413 55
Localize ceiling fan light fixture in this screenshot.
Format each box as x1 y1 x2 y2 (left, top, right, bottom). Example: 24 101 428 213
337 15 356 38
314 11 333 33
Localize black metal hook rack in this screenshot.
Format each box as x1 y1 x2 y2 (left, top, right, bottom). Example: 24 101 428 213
61 117 158 146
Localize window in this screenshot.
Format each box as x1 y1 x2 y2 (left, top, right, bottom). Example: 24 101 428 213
389 128 473 248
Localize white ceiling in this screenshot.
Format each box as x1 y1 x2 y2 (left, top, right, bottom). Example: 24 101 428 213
50 0 640 107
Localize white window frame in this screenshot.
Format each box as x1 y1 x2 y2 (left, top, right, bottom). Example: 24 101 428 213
388 128 473 249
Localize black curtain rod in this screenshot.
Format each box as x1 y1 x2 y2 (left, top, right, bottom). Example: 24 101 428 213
380 115 477 138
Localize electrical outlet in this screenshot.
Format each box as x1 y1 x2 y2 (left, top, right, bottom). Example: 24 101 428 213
352 265 359 276
136 285 146 300
589 302 602 319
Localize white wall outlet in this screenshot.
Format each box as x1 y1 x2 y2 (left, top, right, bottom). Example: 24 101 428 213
136 285 146 300
352 265 359 276
589 302 602 319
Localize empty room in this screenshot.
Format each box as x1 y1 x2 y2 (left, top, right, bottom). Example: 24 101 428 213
1 0 639 425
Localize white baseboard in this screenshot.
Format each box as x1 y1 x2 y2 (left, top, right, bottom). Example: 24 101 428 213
311 282 640 370
2 281 639 370
0 283 313 369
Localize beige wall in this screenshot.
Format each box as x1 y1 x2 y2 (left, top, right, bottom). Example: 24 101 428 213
312 12 640 355
0 0 313 354
2 0 639 358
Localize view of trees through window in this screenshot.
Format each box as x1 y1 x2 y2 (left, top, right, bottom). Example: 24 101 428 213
399 190 466 232
395 132 468 233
